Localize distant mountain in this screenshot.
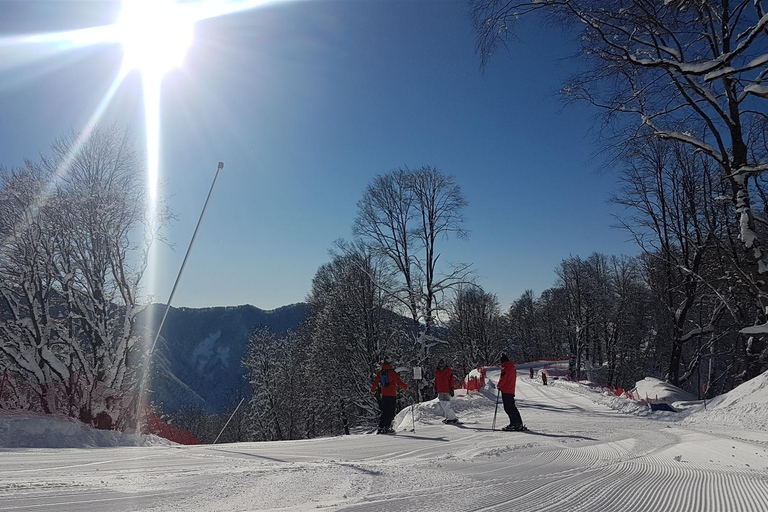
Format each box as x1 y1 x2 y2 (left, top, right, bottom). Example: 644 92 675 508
135 303 309 414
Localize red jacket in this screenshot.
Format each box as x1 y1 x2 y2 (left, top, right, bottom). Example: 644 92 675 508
434 366 454 394
498 360 517 394
371 364 408 397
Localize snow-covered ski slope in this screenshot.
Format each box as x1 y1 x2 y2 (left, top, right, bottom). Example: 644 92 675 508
2 372 768 511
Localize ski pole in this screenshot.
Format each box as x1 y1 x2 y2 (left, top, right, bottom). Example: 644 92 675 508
491 386 500 431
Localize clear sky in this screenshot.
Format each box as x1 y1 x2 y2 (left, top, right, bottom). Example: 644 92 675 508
0 0 637 311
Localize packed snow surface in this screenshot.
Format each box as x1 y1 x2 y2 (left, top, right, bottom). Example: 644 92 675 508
2 369 767 511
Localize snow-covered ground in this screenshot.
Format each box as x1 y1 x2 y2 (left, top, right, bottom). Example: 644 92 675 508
2 369 768 511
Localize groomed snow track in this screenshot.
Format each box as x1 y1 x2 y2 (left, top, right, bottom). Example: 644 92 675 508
2 376 767 511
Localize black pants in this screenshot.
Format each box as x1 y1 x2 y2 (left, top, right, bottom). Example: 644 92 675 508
502 393 523 426
378 396 397 430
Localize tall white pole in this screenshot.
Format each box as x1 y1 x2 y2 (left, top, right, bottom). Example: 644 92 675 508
134 162 224 431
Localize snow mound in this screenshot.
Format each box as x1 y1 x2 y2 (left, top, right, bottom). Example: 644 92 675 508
631 377 696 403
392 390 496 430
684 369 768 432
0 411 173 448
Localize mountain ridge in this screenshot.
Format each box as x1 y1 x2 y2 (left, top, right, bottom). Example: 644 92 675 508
136 302 309 413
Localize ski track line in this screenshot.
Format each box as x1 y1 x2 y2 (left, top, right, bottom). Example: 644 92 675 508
463 446 768 512
0 491 172 511
387 431 488 461
0 453 169 474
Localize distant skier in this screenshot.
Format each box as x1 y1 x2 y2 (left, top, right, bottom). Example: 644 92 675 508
371 358 409 434
434 359 458 424
529 367 534 379
541 371 548 386
498 354 527 431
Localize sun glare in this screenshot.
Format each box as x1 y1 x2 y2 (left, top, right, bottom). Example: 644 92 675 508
117 0 194 76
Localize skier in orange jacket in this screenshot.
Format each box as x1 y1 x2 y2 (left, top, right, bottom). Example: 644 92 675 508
371 358 409 434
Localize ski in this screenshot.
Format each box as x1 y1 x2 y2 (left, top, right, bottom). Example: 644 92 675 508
471 426 533 433
501 425 529 432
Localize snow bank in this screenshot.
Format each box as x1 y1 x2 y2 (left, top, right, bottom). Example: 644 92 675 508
0 411 172 448
631 377 695 403
550 380 665 417
684 370 768 432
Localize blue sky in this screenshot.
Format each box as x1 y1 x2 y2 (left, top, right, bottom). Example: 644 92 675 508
0 0 636 310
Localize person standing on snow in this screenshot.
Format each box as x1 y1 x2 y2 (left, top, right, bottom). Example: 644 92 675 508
529 367 534 379
434 359 458 424
541 370 548 386
498 354 527 431
371 358 409 434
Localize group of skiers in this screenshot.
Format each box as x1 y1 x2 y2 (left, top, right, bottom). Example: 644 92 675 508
370 354 528 434
529 366 547 385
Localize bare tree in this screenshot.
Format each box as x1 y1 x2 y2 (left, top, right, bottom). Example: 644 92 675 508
353 169 421 329
354 166 471 354
471 0 768 346
613 138 729 384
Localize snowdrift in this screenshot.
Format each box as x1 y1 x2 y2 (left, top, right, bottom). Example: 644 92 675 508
0 411 172 448
684 369 768 432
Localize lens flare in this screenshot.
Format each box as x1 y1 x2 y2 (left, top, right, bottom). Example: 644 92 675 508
117 0 194 75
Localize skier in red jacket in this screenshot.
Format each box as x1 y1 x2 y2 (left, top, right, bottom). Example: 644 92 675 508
497 354 526 431
434 359 458 424
371 358 409 434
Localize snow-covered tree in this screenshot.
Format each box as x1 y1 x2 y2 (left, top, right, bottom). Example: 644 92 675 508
0 163 64 413
0 126 167 419
447 285 504 374
243 327 306 441
302 244 404 436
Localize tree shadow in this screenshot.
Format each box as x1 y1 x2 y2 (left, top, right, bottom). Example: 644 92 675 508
519 402 582 412
457 425 596 441
392 433 450 442
524 431 597 441
204 447 288 463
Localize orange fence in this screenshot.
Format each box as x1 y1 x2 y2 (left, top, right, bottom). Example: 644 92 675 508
463 367 486 392
142 404 199 445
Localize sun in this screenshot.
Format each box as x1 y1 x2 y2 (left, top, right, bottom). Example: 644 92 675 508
116 0 194 76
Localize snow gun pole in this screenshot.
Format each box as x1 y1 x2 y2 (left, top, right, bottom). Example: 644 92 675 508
492 386 500 431
213 397 245 444
134 162 225 431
